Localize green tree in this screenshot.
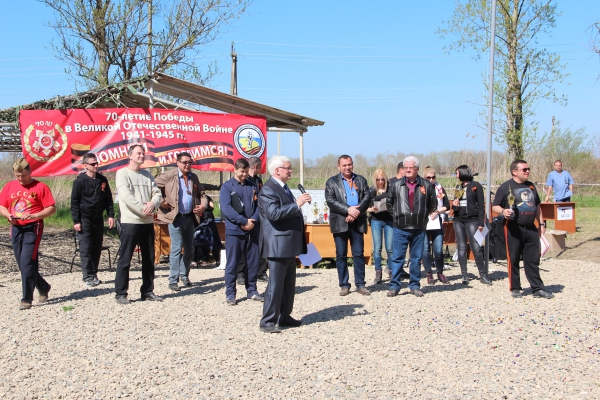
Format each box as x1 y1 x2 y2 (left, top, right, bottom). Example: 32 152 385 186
437 0 568 159
539 121 592 170
38 0 250 89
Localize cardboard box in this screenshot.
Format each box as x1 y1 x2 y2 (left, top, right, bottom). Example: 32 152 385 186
544 230 567 254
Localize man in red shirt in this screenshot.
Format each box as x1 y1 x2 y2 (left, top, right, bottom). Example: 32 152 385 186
0 158 56 310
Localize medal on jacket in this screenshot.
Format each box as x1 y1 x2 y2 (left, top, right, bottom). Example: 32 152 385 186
345 177 357 196
183 174 191 195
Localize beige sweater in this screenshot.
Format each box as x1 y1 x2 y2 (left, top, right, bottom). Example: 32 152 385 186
116 167 162 224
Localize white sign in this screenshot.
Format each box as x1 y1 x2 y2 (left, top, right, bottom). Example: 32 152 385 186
556 206 573 221
290 189 327 223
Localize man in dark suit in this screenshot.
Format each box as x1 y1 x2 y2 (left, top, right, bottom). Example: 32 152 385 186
258 155 311 333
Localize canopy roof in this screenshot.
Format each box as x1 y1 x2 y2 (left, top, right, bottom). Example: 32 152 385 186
0 73 324 152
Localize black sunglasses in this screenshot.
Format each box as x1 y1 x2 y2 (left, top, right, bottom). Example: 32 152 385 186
519 168 531 172
426 176 436 180
86 162 98 166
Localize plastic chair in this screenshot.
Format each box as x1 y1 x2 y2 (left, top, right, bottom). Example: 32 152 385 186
70 230 112 272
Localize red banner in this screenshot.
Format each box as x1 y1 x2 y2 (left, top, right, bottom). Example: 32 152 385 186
19 108 267 177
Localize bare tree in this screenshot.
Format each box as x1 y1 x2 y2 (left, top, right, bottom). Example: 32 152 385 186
437 0 568 160
39 0 250 89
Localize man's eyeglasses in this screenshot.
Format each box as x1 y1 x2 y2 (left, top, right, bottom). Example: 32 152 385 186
426 176 436 180
519 168 531 172
86 162 98 166
277 166 293 171
179 161 194 165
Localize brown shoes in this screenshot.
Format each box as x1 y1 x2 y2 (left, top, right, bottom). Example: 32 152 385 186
373 270 383 285
339 287 370 296
38 284 51 304
356 287 371 296
19 302 32 310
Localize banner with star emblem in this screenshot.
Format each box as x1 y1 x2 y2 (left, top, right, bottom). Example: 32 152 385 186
19 108 267 177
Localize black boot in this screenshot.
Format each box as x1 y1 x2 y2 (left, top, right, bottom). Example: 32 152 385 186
373 270 383 285
460 266 469 285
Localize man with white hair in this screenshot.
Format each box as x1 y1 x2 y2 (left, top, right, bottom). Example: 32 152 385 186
258 156 311 333
386 156 437 297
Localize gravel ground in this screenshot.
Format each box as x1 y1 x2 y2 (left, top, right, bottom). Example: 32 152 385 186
1 231 599 399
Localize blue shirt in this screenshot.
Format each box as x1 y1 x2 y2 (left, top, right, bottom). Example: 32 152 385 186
177 170 193 214
341 173 359 207
546 170 574 201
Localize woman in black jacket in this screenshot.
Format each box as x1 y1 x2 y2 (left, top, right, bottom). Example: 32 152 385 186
451 165 492 285
367 168 393 284
422 167 450 285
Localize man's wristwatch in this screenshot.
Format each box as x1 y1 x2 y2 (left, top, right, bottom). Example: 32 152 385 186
539 222 546 227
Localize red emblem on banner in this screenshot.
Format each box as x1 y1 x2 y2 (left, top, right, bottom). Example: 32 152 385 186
23 121 68 162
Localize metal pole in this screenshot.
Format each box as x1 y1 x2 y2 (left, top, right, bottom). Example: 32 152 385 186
299 132 304 186
277 132 281 155
485 0 497 271
147 0 152 75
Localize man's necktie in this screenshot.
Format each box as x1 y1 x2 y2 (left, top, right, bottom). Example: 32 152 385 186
283 184 295 201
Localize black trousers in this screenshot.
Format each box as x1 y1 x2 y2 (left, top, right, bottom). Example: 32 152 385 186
78 217 105 282
505 223 545 292
12 221 51 303
260 257 296 327
237 221 267 278
237 255 268 278
115 223 155 297
224 231 260 298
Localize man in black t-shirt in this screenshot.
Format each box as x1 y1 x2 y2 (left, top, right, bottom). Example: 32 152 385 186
492 159 555 299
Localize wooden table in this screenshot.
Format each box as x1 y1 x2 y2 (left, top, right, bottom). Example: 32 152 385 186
303 224 372 268
154 221 225 265
540 202 576 233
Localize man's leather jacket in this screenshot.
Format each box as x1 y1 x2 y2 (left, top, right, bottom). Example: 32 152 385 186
386 175 437 230
325 173 372 234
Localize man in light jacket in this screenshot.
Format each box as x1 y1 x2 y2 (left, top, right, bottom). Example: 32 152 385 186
155 152 207 291
114 144 163 304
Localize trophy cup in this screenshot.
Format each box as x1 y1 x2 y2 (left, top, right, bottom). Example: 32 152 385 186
312 202 320 224
454 185 465 202
506 185 515 220
323 202 329 224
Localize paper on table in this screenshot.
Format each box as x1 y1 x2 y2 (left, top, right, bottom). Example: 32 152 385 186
298 243 322 267
473 225 489 246
426 215 441 230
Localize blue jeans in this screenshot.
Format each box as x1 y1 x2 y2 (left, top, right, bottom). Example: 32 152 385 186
333 221 366 289
389 228 426 291
168 214 195 285
422 227 444 274
453 220 485 276
370 219 393 271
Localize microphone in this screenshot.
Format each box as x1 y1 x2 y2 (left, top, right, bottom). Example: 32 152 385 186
297 184 311 204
